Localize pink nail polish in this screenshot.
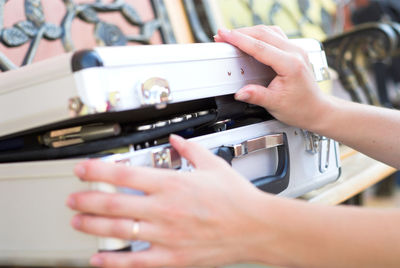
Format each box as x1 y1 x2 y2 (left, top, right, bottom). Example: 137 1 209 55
66 196 76 208
74 164 86 178
235 91 250 101
170 134 184 142
71 216 81 228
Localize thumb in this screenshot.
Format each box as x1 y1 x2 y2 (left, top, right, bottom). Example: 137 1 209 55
169 134 226 170
235 84 274 109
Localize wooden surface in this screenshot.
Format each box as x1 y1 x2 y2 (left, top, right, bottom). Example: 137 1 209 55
302 147 397 205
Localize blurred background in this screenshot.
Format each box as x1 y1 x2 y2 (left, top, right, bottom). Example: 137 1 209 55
0 0 399 267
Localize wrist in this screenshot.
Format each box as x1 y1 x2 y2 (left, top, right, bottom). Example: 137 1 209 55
307 95 339 135
233 191 289 266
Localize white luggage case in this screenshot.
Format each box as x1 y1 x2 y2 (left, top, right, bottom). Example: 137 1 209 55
0 40 340 266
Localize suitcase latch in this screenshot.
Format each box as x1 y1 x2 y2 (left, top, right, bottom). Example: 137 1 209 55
138 77 172 109
151 147 181 169
301 130 331 173
229 134 284 158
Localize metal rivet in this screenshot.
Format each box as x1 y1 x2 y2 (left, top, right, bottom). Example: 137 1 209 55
240 68 244 75
227 71 231 76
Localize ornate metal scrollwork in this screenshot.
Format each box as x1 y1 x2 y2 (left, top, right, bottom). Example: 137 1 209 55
0 0 176 71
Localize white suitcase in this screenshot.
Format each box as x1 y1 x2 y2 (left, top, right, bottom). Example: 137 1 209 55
0 40 339 266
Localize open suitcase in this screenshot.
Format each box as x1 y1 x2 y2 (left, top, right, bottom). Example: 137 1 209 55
0 39 340 266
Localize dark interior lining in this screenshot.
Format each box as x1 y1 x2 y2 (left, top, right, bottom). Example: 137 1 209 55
0 95 274 163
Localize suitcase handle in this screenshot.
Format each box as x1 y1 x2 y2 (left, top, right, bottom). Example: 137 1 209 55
216 133 290 194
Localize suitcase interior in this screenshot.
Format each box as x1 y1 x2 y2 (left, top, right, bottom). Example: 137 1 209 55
0 94 274 163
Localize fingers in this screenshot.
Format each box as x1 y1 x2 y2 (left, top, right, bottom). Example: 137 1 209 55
233 26 307 59
169 134 226 170
74 160 177 193
71 214 159 242
234 84 274 108
268 25 288 39
90 247 173 268
216 28 292 76
67 191 152 220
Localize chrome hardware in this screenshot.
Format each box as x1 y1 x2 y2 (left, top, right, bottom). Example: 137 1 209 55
138 77 172 109
68 96 84 117
115 158 131 166
151 147 181 169
212 119 231 132
41 123 121 148
228 134 284 158
319 138 331 173
302 130 321 154
171 116 184 123
301 130 331 173
108 91 121 110
197 110 209 116
321 66 330 80
136 124 153 131
136 110 212 132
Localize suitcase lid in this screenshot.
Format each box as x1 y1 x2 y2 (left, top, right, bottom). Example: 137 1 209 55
0 39 329 138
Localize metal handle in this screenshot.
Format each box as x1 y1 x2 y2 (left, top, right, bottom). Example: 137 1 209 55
217 133 290 194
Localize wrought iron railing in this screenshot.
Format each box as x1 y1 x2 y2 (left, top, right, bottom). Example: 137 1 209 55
0 0 175 71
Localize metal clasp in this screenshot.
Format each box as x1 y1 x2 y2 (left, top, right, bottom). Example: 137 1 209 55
301 130 330 173
151 147 181 169
228 134 284 158
138 77 172 109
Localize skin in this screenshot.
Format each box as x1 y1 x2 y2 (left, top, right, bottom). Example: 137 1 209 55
67 26 400 267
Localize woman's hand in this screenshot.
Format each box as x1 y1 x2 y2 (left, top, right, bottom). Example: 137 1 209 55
215 25 332 132
67 135 272 268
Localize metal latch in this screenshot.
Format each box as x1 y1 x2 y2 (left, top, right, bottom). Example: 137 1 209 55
151 147 181 169
138 77 172 109
301 130 331 173
228 134 284 158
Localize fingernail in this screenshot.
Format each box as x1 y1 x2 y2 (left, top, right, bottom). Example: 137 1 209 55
66 196 76 208
170 134 184 143
74 163 86 178
71 216 81 229
90 255 103 267
218 28 231 35
235 91 250 101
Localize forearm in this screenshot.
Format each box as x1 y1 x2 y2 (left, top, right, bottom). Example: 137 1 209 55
247 194 400 267
310 96 400 168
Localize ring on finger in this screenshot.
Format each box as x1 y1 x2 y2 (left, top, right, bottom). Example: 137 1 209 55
132 220 140 240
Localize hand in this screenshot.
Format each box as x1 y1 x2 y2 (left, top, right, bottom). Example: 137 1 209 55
215 25 332 132
67 135 270 268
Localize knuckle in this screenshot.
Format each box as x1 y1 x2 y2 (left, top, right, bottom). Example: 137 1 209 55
254 24 268 35
271 25 283 32
290 55 307 74
110 220 128 238
253 39 266 52
297 49 309 62
104 195 122 213
114 166 134 185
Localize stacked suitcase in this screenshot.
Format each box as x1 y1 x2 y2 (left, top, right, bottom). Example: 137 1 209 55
0 39 340 266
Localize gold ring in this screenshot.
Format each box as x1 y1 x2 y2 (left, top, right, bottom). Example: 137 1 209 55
132 220 140 239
